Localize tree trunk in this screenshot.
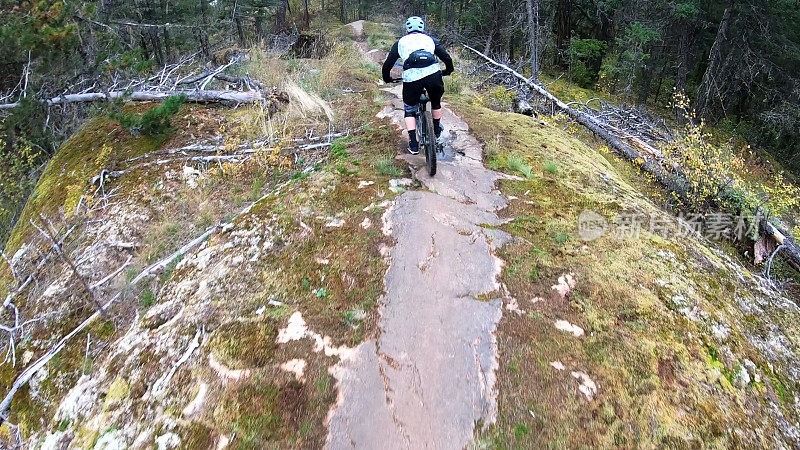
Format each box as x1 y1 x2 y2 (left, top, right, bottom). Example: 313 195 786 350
556 0 571 64
526 0 540 80
696 0 735 118
304 0 311 28
275 1 287 32
675 28 692 96
340 0 346 23
162 26 171 61
198 0 211 58
149 27 164 65
255 13 264 41
484 0 499 55
235 18 245 45
0 90 270 111
483 31 494 55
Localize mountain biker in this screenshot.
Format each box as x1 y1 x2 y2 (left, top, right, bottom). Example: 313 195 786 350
382 16 454 155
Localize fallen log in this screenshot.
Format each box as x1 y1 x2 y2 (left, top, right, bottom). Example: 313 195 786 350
463 44 800 274
0 89 268 111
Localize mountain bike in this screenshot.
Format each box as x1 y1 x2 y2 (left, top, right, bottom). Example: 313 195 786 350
391 78 438 176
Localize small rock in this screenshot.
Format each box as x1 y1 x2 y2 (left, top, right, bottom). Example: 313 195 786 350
551 273 576 300
513 99 535 116
95 430 127 450
505 298 525 315
280 359 307 381
155 432 181 450
742 359 760 383
268 299 285 307
550 361 566 371
41 431 69 450
363 200 391 212
571 371 598 401
181 165 202 189
255 306 266 315
711 322 730 341
555 320 585 337
389 178 413 193
361 217 372 229
358 180 375 189
734 364 751 387
325 218 345 228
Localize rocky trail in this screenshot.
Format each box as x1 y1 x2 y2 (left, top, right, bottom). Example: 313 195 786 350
326 37 517 448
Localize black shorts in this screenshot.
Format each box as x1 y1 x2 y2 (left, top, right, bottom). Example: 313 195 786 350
402 71 444 114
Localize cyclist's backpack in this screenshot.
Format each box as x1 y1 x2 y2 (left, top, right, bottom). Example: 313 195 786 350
403 49 437 70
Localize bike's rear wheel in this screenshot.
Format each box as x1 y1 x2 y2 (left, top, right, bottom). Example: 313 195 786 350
422 110 437 176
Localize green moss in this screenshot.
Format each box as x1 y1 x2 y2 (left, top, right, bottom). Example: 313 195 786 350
103 377 130 410
179 422 215 450
5 115 167 253
140 289 155 308
213 378 302 446
208 320 278 370
448 93 791 447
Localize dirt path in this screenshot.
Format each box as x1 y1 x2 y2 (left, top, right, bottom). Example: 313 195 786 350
325 79 515 448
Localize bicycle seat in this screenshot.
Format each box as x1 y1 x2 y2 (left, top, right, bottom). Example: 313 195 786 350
419 94 429 103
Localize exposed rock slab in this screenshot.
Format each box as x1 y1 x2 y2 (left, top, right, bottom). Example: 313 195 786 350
327 82 511 449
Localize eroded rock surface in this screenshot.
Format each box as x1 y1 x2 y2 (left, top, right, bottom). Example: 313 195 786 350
326 93 510 449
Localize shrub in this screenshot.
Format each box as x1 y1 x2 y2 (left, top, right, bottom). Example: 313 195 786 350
114 94 187 136
568 39 608 87
489 86 515 110
140 289 155 308
665 92 800 220
0 136 44 243
444 73 466 95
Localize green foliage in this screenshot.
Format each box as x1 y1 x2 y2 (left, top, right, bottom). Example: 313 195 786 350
375 155 404 176
569 39 608 87
512 422 530 439
665 92 800 219
444 73 465 95
507 156 534 179
543 161 559 175
140 289 155 308
489 86 515 110
331 137 352 159
113 95 187 136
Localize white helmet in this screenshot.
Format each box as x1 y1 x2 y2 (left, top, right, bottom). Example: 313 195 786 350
405 16 425 33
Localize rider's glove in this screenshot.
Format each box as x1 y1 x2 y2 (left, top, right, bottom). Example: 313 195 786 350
442 69 453 76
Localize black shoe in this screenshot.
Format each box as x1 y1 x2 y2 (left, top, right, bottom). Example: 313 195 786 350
408 142 420 155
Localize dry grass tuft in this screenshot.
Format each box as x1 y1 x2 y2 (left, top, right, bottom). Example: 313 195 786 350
283 80 334 122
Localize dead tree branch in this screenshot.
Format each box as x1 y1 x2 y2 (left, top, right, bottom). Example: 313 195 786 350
30 217 104 312
464 44 800 274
